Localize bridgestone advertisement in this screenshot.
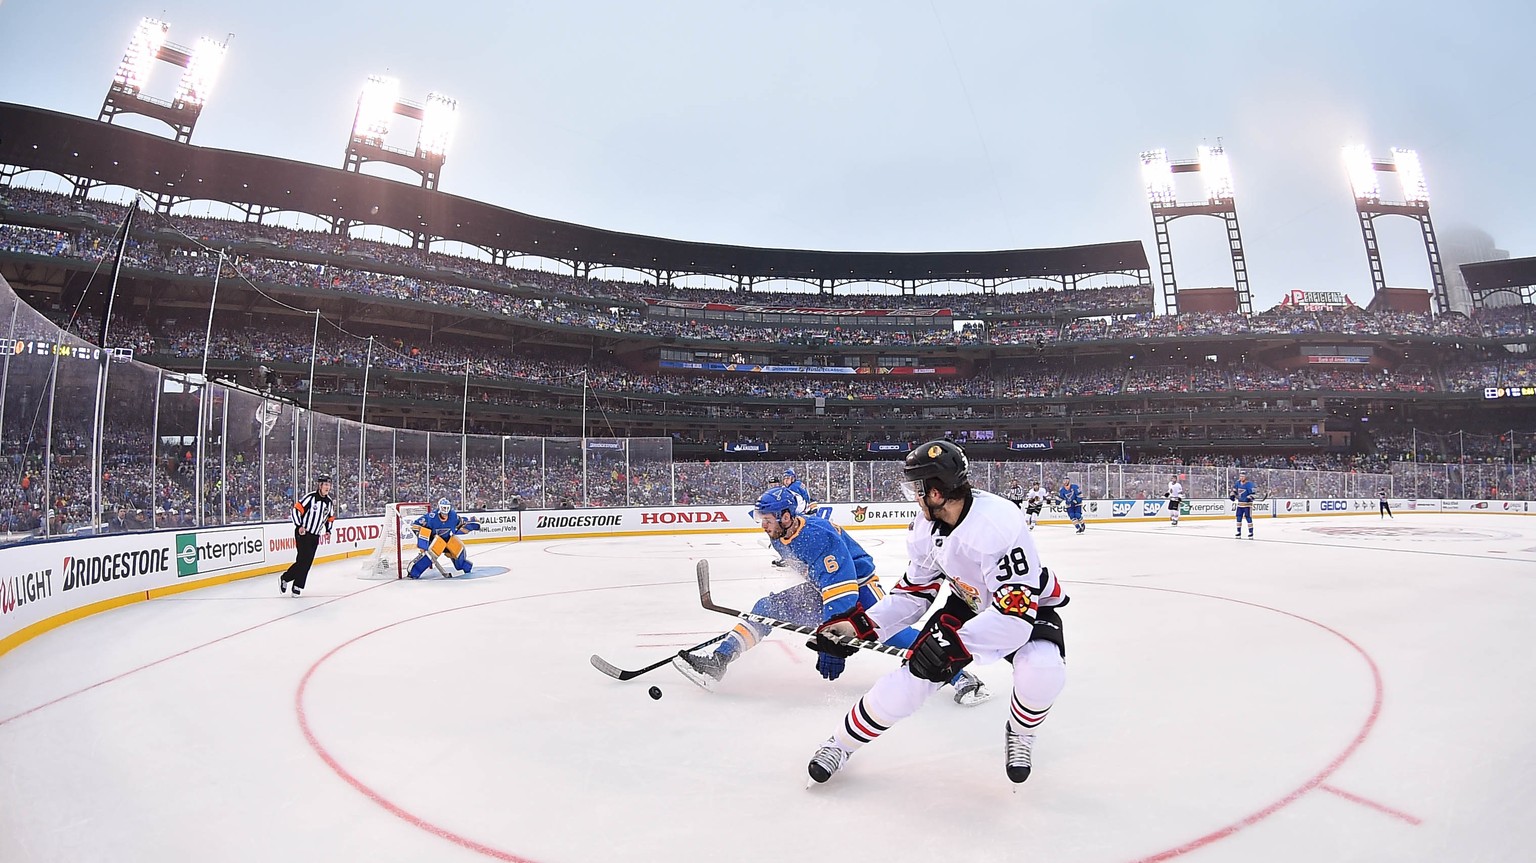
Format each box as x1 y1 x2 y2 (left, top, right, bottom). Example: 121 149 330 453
4 498 1533 656
1 518 383 651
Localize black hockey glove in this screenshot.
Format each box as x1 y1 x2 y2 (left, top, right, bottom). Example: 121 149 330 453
806 606 877 659
907 613 972 683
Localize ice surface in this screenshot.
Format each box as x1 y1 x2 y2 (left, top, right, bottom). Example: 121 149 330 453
2 514 1535 862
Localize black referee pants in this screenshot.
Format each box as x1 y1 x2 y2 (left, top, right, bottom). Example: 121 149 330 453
281 531 322 589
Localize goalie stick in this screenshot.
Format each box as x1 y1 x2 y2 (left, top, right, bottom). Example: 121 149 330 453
589 631 731 681
693 559 909 659
409 549 456 578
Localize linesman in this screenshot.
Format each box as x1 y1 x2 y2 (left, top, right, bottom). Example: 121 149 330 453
281 474 335 597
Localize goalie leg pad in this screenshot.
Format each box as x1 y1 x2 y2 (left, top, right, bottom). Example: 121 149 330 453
407 554 433 580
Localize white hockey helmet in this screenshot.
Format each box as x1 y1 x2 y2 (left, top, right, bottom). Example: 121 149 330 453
437 498 452 514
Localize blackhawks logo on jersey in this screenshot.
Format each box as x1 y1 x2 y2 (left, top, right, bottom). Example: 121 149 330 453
992 584 1037 620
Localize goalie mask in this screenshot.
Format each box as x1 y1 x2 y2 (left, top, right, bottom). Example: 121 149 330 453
437 498 452 515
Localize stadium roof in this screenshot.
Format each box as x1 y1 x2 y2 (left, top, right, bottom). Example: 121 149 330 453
1460 257 1536 294
0 102 1148 282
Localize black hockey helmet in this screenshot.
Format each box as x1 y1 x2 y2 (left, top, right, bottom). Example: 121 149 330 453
901 439 969 499
314 473 332 486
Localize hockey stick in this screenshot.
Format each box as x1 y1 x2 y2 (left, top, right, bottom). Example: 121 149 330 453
694 559 909 659
589 631 732 681
409 550 456 578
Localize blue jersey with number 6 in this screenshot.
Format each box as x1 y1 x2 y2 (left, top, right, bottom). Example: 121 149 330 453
781 514 879 622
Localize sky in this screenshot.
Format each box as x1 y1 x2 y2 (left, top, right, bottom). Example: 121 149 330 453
1 0 1533 310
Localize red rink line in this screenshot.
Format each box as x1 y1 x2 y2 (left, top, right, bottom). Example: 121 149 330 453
294 580 688 863
0 579 393 728
1320 783 1424 825
296 578 1397 863
1102 582 1390 863
295 628 537 863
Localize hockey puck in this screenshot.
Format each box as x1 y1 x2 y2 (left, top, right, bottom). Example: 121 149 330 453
648 686 663 700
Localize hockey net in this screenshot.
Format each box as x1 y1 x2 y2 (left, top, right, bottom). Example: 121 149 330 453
360 502 431 579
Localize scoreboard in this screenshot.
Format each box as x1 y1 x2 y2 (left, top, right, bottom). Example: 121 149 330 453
1484 386 1535 400
0 339 133 362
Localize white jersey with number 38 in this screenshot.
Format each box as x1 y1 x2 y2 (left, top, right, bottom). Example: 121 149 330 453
870 490 1067 664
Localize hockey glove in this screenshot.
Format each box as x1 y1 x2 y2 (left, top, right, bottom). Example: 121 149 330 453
806 606 877 659
908 613 972 683
815 651 846 681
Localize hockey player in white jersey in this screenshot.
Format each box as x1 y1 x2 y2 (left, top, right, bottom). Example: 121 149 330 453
805 439 1068 787
1024 482 1047 530
1166 476 1184 526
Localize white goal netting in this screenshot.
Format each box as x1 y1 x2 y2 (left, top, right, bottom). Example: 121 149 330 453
360 502 431 579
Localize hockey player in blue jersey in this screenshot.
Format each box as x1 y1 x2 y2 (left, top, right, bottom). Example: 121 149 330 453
407 498 482 578
771 467 826 567
1230 472 1257 538
674 486 990 705
781 467 824 516
1058 477 1085 534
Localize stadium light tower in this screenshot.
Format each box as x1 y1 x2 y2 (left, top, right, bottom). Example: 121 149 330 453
341 76 457 191
340 77 458 249
98 18 228 144
1343 145 1450 314
1138 143 1253 316
88 18 228 211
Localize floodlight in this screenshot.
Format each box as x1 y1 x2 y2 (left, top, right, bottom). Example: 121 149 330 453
418 92 458 157
1343 145 1379 201
1392 147 1429 204
1140 149 1176 205
174 37 226 108
114 17 168 92
353 75 400 142
1198 144 1234 202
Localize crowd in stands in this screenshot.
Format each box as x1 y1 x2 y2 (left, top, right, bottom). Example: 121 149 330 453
5 187 1536 540
7 217 1535 351
36 309 1534 405
7 416 1531 540
1 187 1153 317
11 186 1532 346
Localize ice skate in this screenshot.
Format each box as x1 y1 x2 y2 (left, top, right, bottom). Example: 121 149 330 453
952 670 992 706
807 737 852 785
1005 724 1034 786
671 649 729 689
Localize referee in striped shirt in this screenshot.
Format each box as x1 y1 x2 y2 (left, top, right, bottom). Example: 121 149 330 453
280 474 335 597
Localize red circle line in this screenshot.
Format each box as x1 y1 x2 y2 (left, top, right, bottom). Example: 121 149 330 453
296 579 1385 863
